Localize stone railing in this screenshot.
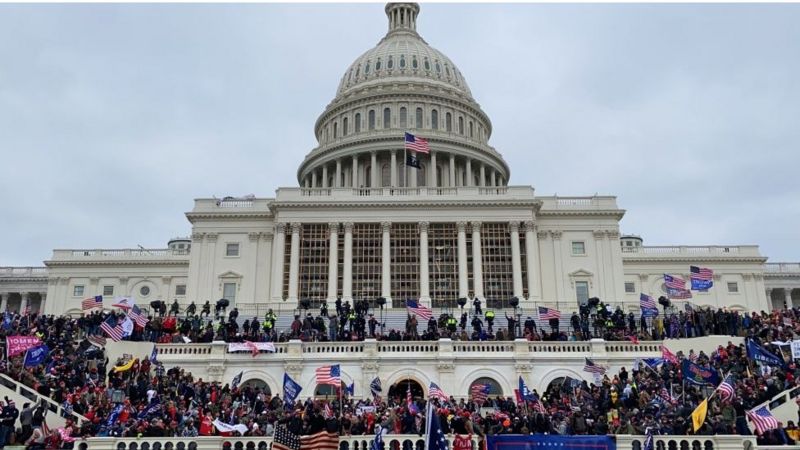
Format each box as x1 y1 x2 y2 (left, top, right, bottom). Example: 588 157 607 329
537 195 620 211
766 263 800 273
49 248 190 260
80 433 758 450
82 433 479 450
621 245 762 257
275 185 534 201
192 198 273 213
0 267 48 277
0 373 89 425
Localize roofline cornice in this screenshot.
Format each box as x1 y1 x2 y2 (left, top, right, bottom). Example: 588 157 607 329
622 257 769 264
271 200 541 209
185 212 274 224
44 260 190 268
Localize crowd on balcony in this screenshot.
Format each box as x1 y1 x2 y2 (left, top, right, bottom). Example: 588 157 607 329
0 305 799 448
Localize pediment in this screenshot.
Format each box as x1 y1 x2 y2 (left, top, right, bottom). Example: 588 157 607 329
568 269 594 278
218 270 243 279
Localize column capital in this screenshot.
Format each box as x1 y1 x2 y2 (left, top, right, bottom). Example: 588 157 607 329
470 221 482 233
593 230 606 239
549 230 563 240
248 232 260 242
419 221 429 232
537 230 549 240
206 233 218 242
457 221 468 232
605 230 620 239
381 222 392 233
344 222 355 233
508 221 520 233
191 232 205 242
329 222 340 233
523 221 536 232
291 223 302 234
275 223 287 234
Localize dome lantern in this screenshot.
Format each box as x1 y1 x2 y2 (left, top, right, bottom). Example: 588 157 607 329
385 3 420 35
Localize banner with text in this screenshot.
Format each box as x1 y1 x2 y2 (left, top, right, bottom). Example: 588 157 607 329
6 335 42 358
487 434 616 450
228 342 276 353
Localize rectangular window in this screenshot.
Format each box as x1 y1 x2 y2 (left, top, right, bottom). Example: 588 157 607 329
175 285 187 296
624 282 635 293
223 283 237 302
727 282 739 293
226 243 240 257
103 285 114 296
298 223 330 307
575 281 589 305
73 285 84 297
571 241 586 255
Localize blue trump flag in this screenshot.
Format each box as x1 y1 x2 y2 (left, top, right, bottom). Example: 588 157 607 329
518 376 535 401
681 359 721 386
24 345 49 367
137 399 161 419
487 434 616 450
106 404 124 426
746 339 788 368
283 373 302 406
425 402 448 450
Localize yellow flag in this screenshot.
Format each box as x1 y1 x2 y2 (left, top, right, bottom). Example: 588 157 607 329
113 358 137 373
691 398 708 432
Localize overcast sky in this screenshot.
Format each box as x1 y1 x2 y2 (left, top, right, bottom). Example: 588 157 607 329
1 3 799 266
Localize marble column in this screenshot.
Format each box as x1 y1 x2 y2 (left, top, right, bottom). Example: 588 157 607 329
371 151 378 188
471 222 484 299
524 221 541 300
322 165 328 188
430 151 438 187
786 289 794 309
287 223 302 302
457 222 468 298
343 222 354 301
419 221 430 304
40 293 46 314
311 171 317 188
0 294 6 313
465 159 473 186
19 292 28 315
381 222 392 304
449 154 456 187
327 223 339 302
352 155 359 188
490 170 496 187
390 151 397 187
335 159 342 188
479 164 486 187
510 222 523 298
270 223 286 301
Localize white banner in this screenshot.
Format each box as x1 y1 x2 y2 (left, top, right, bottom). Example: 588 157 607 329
212 419 248 435
791 340 800 360
228 342 276 353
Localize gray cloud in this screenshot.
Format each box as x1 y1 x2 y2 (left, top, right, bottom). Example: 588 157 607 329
1 3 798 266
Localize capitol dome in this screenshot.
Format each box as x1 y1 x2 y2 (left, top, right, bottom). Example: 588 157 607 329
335 4 473 100
297 3 510 190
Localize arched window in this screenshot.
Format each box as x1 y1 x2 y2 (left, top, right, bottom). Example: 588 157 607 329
412 56 418 69
400 55 406 68
446 113 452 132
381 164 391 187
415 108 423 129
431 109 438 130
375 58 382 71
324 126 329 142
399 107 407 129
355 113 361 133
387 56 394 69
383 108 391 129
343 117 348 136
470 377 503 398
364 60 370 75
435 61 441 74
458 116 464 135
333 122 338 139
424 58 431 71
469 121 473 138
368 110 375 130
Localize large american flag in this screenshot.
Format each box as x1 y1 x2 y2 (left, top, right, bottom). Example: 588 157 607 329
82 296 103 312
537 306 561 320
639 293 657 310
127 305 149 328
272 424 301 450
716 374 735 402
658 387 676 405
404 132 430 154
747 406 780 434
315 364 341 385
100 315 124 342
471 383 491 404
690 266 713 281
429 382 449 402
660 344 679 364
668 288 693 299
406 299 433 321
583 357 607 375
663 274 686 290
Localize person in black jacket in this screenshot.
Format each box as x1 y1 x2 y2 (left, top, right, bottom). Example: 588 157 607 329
0 398 19 449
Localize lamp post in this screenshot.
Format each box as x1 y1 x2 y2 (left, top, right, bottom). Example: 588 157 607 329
510 296 520 338
376 297 386 336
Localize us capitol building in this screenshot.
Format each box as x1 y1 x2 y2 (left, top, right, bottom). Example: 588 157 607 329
2 3 796 325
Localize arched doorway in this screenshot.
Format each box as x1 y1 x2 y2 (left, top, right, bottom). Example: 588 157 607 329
315 382 346 399
468 377 503 401
388 379 424 401
241 379 271 395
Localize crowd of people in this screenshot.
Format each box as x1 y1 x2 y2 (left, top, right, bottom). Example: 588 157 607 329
0 305 799 449
71 297 777 345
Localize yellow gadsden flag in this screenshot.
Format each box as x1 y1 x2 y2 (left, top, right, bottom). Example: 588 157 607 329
691 398 708 432
113 358 137 373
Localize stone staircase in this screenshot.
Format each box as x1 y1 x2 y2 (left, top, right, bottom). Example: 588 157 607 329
0 373 88 429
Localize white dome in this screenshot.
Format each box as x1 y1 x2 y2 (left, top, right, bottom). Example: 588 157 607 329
335 3 472 99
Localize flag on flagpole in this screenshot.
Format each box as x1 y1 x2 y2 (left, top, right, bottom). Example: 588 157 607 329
518 376 535 401
429 382 449 402
583 357 607 375
87 335 106 348
661 344 679 364
406 153 421 169
82 296 103 312
345 382 355 397
406 384 419 414
370 425 383 450
470 383 491 404
425 402 448 450
537 306 561 320
716 374 735 402
406 299 433 320
691 398 708 432
747 406 780 434
231 371 244 390
404 132 430 154
111 296 135 310
664 274 692 299
370 377 382 400
100 316 124 341
149 346 158 363
690 266 714 290
127 305 149 327
315 365 341 385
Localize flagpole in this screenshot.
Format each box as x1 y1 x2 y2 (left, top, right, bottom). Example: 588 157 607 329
403 132 407 190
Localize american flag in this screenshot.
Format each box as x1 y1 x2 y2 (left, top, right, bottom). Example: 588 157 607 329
661 344 679 364
323 402 334 419
23 303 31 316
471 383 491 404
370 377 382 400
690 266 713 281
100 315 124 342
429 382 449 402
583 357 607 375
532 399 546 413
404 132 430 154
111 296 134 310
406 299 433 321
273 424 301 450
668 288 693 299
406 384 419 414
315 364 341 385
658 387 676 405
688 350 699 363
639 293 657 310
538 306 561 320
717 374 736 402
82 296 103 312
300 431 339 450
664 274 686 290
87 335 106 348
127 305 149 328
747 406 780 434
